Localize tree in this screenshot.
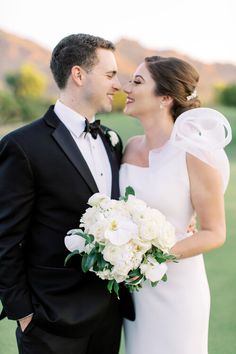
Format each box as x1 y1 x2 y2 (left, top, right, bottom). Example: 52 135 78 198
112 91 126 112
0 91 21 123
216 83 236 107
5 64 47 98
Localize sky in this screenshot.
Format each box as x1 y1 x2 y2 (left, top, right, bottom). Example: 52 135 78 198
1 0 236 65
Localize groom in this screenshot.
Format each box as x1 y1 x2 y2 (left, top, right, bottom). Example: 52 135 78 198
0 34 134 354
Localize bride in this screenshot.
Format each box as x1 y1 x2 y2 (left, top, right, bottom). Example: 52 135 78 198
119 56 231 354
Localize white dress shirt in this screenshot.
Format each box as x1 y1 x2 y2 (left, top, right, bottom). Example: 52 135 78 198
54 100 112 196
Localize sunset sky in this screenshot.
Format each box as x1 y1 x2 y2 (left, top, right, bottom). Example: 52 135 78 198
1 0 236 65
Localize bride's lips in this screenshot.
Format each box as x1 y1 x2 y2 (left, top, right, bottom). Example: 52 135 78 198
126 96 135 104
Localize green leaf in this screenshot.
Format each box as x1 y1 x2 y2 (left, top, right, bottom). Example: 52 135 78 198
107 280 114 293
113 281 120 299
64 250 81 266
128 268 141 277
68 230 95 247
126 275 144 286
78 232 94 245
97 243 105 252
96 254 107 270
151 281 159 287
125 186 135 197
106 280 120 298
121 185 135 201
125 282 143 293
81 254 89 273
162 274 168 282
81 251 97 272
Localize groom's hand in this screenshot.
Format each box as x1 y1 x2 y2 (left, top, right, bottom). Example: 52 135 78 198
187 214 198 235
19 314 33 332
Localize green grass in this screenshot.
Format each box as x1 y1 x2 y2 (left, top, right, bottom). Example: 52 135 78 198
205 161 236 354
0 107 236 354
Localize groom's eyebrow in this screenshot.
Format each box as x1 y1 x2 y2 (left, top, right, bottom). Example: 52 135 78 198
106 70 117 76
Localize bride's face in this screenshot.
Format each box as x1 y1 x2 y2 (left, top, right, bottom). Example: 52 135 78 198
123 62 161 118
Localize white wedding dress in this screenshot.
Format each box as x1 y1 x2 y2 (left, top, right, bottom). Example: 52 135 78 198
120 108 231 354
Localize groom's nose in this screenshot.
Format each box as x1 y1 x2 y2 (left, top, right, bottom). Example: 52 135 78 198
112 76 122 91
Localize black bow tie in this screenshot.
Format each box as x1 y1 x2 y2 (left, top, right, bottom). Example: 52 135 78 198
84 119 101 139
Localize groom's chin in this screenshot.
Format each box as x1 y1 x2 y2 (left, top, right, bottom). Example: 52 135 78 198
98 107 113 114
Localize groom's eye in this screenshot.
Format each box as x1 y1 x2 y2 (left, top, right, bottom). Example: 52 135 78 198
133 80 141 85
106 71 116 79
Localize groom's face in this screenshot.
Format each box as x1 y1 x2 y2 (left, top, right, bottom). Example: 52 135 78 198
83 49 121 113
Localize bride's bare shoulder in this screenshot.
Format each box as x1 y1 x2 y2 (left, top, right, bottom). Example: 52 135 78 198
122 135 144 162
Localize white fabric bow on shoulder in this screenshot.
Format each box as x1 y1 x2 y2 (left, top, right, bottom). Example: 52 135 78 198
170 108 232 190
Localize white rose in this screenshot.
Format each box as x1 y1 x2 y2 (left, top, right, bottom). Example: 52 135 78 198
107 131 119 146
112 263 132 278
111 272 127 283
125 195 147 213
80 207 99 229
139 220 162 241
64 234 86 252
99 198 118 210
152 222 176 253
87 220 109 242
131 250 145 269
96 269 113 280
132 238 152 255
103 243 133 266
88 193 109 207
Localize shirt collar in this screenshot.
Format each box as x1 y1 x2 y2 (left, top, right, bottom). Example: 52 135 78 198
54 100 95 138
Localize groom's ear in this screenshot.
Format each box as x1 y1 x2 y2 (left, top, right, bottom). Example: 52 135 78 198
71 65 84 87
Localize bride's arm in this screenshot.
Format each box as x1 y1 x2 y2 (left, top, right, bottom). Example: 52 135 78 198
170 153 226 259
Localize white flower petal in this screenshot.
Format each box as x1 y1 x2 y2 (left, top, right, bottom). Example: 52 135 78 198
147 262 168 282
105 229 133 246
141 262 168 282
64 235 86 252
108 131 119 146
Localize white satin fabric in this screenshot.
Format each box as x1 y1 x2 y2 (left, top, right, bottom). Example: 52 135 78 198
120 108 231 354
169 107 231 190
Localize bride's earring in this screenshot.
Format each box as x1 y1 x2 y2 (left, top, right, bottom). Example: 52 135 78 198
160 103 164 109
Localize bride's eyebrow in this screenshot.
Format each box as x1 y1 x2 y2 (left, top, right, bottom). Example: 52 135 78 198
134 75 145 80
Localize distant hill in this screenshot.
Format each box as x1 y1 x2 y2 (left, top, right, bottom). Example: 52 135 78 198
0 30 58 96
116 39 236 102
1 30 236 102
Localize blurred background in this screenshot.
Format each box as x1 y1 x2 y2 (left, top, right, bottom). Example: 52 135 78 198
0 0 236 353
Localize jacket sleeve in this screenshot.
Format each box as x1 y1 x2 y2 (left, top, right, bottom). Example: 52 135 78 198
0 136 35 320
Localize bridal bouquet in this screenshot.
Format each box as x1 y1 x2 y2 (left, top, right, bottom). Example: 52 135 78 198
64 187 177 297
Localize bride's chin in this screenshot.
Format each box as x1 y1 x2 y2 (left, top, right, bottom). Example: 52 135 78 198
124 106 133 115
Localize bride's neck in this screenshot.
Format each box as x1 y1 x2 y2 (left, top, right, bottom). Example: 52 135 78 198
140 113 174 150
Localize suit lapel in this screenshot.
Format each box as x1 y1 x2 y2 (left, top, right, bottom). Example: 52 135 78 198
99 129 120 199
44 107 99 195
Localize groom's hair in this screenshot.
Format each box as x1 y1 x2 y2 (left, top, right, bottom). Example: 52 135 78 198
50 34 115 89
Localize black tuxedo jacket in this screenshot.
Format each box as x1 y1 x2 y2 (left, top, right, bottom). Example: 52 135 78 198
0 106 134 338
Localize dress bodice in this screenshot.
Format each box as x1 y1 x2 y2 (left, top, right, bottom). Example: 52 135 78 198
120 108 231 240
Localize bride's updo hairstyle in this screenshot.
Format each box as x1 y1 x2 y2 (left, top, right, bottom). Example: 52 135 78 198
145 56 201 121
